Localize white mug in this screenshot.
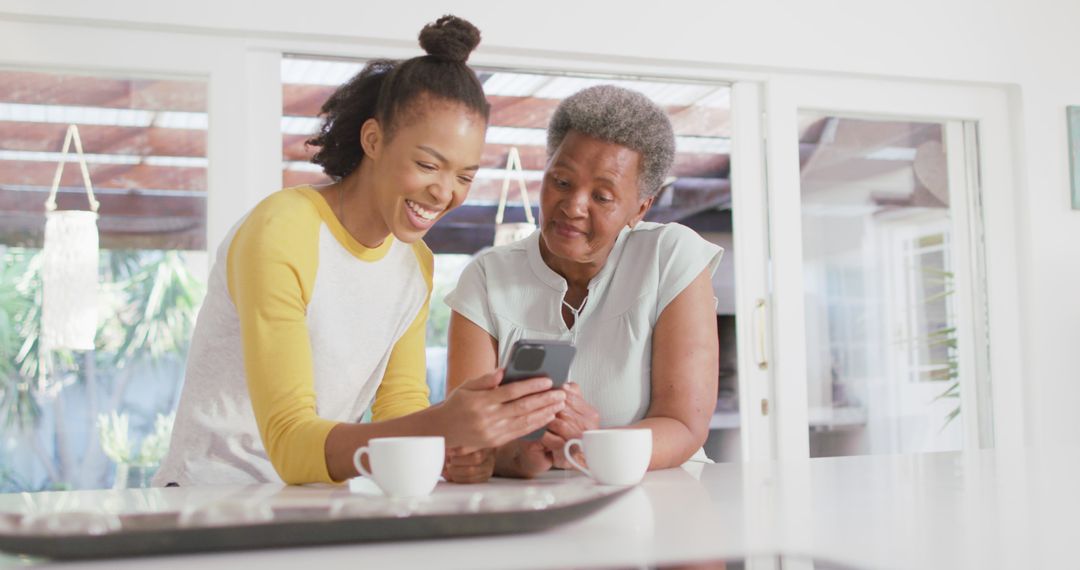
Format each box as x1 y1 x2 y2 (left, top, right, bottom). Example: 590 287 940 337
564 428 652 486
352 436 445 498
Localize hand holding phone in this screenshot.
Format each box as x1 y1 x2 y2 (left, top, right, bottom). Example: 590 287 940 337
502 339 576 439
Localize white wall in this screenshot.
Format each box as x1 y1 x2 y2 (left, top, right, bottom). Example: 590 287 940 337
2 0 1078 446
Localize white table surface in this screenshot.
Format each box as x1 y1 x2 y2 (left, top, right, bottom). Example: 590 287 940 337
1 447 1078 569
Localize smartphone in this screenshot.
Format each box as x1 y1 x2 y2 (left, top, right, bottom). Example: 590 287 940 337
502 339 576 440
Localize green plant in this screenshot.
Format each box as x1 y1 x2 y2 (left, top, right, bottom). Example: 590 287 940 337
0 249 44 432
0 246 203 490
97 410 174 467
109 251 203 365
97 410 131 464
0 463 24 492
914 264 960 428
425 255 471 347
134 412 175 466
933 379 960 427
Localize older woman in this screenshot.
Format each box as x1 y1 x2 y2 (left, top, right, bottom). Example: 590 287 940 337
443 85 722 481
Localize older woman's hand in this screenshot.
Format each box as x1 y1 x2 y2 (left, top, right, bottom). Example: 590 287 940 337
540 383 601 469
445 447 495 484
446 440 557 482
495 439 555 478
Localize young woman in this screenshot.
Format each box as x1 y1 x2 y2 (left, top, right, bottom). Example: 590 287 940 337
154 16 566 486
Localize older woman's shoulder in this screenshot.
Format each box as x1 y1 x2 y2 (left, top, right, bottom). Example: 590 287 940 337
446 233 546 316
627 221 711 248
622 221 723 272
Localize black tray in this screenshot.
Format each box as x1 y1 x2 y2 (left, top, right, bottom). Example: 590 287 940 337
0 485 631 560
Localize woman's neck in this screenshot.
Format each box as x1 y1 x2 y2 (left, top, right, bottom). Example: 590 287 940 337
539 237 607 292
328 164 391 249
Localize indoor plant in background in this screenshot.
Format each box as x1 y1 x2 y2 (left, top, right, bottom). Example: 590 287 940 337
921 265 960 428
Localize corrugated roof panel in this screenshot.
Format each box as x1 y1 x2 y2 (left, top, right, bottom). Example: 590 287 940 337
281 58 365 86
281 116 321 136
481 72 553 97
0 103 154 128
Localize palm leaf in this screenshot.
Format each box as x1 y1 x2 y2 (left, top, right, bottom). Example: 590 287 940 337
933 381 961 401
0 248 43 431
941 405 961 430
113 252 203 367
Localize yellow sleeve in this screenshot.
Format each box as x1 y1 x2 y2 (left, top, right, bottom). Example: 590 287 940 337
371 241 434 421
227 190 338 485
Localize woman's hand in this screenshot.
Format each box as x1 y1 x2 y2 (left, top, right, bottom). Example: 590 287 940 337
540 382 601 469
495 439 555 479
445 447 495 484
436 369 567 452
447 438 558 483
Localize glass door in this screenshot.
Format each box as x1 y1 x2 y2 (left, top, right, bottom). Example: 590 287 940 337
797 115 966 456
763 76 1023 459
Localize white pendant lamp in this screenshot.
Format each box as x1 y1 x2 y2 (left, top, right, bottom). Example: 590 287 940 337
41 124 100 351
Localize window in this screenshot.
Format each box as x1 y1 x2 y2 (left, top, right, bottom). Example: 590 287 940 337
0 69 208 491
798 115 963 456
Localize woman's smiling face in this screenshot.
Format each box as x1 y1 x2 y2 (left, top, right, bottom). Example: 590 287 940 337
539 130 653 270
364 96 487 243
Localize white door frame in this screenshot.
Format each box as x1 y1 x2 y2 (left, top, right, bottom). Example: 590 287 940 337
763 74 1024 459
729 82 777 462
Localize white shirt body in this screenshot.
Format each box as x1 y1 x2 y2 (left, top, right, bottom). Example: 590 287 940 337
155 188 430 486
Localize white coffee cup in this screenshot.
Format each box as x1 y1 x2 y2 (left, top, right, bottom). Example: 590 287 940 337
564 428 652 486
352 436 445 498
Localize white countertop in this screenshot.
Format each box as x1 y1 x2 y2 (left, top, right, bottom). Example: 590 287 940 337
2 447 1078 569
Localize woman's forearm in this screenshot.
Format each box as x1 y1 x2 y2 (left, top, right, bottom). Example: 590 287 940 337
643 268 719 470
324 377 565 482
324 404 449 482
632 416 708 470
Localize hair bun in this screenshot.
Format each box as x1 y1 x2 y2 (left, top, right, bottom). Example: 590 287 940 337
418 15 481 63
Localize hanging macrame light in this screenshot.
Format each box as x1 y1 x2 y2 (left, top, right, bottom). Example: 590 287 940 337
41 124 100 351
493 146 536 247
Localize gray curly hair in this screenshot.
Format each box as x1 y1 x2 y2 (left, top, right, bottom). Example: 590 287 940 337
546 85 676 198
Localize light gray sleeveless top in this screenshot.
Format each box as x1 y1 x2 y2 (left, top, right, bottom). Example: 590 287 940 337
445 222 722 461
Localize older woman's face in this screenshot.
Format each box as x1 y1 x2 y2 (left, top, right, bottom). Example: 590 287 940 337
539 131 653 268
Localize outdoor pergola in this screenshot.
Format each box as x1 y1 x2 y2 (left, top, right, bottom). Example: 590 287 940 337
0 64 941 254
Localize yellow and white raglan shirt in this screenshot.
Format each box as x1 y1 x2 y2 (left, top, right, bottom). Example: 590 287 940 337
153 186 432 486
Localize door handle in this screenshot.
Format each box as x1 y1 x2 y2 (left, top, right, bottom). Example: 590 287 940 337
753 298 768 370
